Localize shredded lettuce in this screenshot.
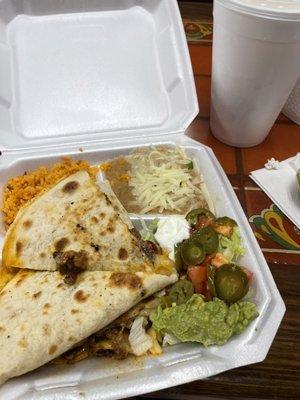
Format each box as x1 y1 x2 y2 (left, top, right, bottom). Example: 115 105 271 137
162 332 181 347
140 218 159 243
218 226 245 262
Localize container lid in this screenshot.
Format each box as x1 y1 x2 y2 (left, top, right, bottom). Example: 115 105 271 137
217 0 300 19
0 0 198 152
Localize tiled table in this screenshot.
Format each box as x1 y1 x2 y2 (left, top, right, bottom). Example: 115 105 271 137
137 3 300 400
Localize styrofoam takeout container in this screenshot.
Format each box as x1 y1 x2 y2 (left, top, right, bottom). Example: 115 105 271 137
0 0 285 399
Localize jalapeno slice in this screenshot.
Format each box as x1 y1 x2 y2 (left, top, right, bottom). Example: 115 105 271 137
192 226 219 255
186 208 215 227
215 217 237 227
159 295 172 309
213 217 237 237
214 263 249 303
180 238 206 266
169 279 194 305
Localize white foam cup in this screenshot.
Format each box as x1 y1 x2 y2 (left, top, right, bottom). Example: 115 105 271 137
210 0 300 147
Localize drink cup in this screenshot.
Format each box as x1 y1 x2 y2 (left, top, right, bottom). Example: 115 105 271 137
210 0 300 147
283 76 300 124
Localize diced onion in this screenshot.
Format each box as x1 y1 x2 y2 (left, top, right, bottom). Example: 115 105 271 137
128 317 153 356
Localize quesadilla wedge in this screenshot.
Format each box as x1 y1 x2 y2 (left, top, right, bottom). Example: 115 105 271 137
0 266 16 293
0 268 177 385
2 171 152 274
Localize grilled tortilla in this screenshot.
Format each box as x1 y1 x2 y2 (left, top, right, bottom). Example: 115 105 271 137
0 269 177 385
2 171 152 273
0 168 178 386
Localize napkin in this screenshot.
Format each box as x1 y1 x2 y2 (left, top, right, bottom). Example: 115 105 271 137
250 153 300 229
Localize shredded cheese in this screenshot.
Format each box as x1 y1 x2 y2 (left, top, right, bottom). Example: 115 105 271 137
99 162 112 172
128 147 206 214
147 327 163 355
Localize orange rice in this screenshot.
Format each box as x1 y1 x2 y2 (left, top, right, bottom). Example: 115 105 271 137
1 157 98 227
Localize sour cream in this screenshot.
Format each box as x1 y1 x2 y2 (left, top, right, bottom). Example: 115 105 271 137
154 216 190 261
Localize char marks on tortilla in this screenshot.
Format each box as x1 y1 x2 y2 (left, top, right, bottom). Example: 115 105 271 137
0 167 178 386
2 171 153 274
0 270 177 385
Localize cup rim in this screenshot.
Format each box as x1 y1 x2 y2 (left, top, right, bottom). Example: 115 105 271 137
215 0 300 21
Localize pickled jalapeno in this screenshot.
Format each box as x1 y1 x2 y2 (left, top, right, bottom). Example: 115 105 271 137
180 238 206 266
192 226 219 255
214 263 249 303
186 208 215 228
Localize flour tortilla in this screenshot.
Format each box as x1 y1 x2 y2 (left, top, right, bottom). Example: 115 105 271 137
2 171 152 272
0 269 177 385
0 266 16 292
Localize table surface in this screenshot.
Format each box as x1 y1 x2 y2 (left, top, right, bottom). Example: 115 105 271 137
135 3 300 400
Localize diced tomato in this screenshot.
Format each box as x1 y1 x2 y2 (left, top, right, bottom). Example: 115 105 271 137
213 224 233 237
187 265 207 294
201 254 215 268
201 284 213 300
211 252 228 268
190 227 197 235
196 216 214 229
241 267 253 281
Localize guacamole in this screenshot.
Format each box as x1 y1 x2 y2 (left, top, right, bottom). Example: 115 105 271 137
151 294 259 347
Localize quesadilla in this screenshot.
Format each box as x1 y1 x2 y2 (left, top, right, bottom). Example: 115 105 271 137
0 169 177 385
2 171 153 274
0 268 177 385
0 266 16 293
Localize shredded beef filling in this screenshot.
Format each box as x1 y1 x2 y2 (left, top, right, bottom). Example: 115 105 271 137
52 327 131 364
53 250 88 285
52 297 154 364
141 240 162 262
130 227 162 262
